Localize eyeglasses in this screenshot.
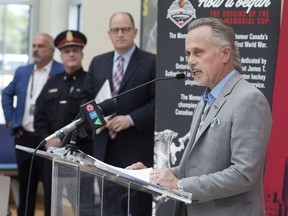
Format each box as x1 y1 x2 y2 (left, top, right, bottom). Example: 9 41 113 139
110 27 134 34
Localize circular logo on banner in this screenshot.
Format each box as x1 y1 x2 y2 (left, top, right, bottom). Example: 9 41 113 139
167 0 196 29
85 104 94 112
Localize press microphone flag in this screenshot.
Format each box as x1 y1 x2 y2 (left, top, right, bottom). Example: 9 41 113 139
79 98 117 131
39 99 117 146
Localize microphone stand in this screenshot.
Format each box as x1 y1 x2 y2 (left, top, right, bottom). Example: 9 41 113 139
63 130 79 156
61 120 88 156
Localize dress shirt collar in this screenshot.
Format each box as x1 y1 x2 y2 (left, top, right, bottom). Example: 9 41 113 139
203 69 237 107
113 44 136 63
33 60 53 73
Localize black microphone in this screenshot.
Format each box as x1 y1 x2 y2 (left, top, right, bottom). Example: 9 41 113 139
39 73 185 146
85 73 185 135
110 73 186 100
39 99 117 146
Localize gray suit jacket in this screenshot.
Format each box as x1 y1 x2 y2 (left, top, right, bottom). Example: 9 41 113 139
172 72 272 216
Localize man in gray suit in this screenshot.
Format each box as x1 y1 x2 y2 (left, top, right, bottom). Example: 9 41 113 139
128 17 272 216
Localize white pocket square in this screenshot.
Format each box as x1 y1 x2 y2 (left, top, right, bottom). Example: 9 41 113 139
211 117 221 127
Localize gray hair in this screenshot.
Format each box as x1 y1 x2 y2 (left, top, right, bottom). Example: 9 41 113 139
188 17 242 73
36 33 55 49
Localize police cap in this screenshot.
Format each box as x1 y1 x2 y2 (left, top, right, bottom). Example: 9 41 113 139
54 30 87 50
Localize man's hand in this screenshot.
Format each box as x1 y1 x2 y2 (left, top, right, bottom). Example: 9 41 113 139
150 168 179 190
105 115 131 133
126 162 147 170
44 137 61 150
14 128 24 139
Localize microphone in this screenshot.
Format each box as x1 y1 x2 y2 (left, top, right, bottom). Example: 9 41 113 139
111 73 186 100
39 73 185 146
39 99 117 146
92 73 186 135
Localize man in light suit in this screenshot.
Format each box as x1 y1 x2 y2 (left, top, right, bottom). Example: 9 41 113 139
1 33 64 216
83 12 156 216
128 17 272 216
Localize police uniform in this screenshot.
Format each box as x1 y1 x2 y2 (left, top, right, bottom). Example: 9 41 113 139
35 30 88 148
34 30 95 216
35 68 87 140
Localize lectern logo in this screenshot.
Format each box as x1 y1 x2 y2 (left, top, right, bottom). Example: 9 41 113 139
167 0 196 29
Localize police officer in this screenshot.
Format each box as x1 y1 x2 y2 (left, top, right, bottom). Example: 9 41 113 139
35 30 88 149
34 30 95 216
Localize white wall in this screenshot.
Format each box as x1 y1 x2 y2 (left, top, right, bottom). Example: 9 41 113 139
37 0 68 36
81 0 141 70
37 0 69 62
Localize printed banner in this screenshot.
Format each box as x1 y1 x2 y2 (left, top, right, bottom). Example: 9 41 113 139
155 0 281 215
264 0 288 215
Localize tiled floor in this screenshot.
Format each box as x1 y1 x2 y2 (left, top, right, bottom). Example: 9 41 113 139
9 205 44 216
6 175 45 216
8 186 44 216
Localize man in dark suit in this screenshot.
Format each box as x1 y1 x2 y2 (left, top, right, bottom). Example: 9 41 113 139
83 12 156 216
1 33 64 216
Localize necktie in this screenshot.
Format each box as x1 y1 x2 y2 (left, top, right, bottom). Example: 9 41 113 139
112 56 124 96
196 102 210 138
110 56 124 139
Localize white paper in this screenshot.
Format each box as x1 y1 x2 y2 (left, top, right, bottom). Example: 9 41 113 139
93 157 153 183
95 79 112 104
111 166 153 183
95 80 112 134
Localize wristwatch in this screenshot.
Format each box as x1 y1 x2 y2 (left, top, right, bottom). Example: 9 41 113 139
177 180 183 191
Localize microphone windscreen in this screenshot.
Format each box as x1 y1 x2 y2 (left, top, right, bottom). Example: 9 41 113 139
98 99 117 116
176 73 186 79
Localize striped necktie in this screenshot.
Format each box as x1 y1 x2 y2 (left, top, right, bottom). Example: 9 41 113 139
110 56 124 139
112 56 124 96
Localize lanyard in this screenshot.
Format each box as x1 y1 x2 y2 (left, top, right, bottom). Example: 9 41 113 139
29 69 35 99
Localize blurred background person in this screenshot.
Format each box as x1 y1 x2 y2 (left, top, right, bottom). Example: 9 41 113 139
34 30 95 216
1 33 64 216
83 12 156 216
